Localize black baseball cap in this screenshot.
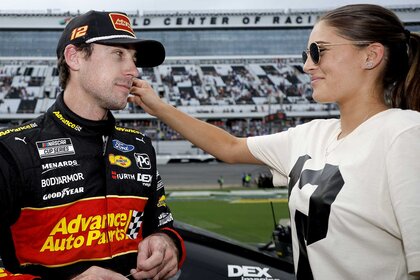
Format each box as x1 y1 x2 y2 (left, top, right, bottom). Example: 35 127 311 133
56 10 165 67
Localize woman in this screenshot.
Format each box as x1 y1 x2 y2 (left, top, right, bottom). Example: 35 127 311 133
129 4 420 279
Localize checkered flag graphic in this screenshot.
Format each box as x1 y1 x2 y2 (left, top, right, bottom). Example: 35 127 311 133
126 210 144 239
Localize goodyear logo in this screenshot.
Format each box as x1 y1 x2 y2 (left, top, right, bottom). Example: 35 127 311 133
40 211 137 253
0 123 38 137
109 154 131 168
53 111 82 132
115 126 141 135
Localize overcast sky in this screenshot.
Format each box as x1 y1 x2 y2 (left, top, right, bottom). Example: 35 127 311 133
1 0 419 13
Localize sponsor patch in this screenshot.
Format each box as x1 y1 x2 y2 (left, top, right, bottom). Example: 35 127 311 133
43 187 84 201
137 173 152 187
134 153 151 169
111 171 136 180
36 138 75 159
52 111 82 132
157 195 167 207
156 171 164 190
42 160 79 174
41 172 84 188
227 265 275 279
112 139 134 153
11 197 147 266
115 126 141 135
111 171 152 186
109 13 135 36
109 154 131 168
0 122 38 137
157 179 164 190
158 212 173 226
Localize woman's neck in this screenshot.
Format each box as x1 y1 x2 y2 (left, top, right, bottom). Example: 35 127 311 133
338 100 389 139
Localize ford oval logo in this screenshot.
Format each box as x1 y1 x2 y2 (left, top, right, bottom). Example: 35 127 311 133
112 139 134 152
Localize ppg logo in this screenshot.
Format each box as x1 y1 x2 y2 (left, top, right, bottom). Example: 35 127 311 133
134 153 151 169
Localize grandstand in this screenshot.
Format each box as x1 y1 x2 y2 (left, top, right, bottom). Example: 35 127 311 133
1 6 419 155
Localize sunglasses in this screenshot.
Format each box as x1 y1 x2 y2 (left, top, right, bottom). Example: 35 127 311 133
302 41 372 65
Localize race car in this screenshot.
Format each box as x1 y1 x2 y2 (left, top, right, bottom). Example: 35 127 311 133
173 221 294 280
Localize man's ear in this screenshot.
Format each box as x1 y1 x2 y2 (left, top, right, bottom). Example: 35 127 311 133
63 44 81 71
363 42 385 70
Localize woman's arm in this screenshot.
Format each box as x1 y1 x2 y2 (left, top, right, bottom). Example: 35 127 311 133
129 78 262 165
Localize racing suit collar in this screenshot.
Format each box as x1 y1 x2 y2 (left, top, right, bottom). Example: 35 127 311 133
48 92 115 136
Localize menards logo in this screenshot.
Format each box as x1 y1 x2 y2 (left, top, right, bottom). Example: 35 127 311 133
40 211 139 252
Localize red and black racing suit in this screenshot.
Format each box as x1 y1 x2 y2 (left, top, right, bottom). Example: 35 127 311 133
0 93 185 279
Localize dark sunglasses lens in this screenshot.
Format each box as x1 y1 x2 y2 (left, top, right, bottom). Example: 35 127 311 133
302 51 308 64
309 43 320 64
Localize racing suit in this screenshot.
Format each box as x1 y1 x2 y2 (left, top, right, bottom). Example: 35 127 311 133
0 93 185 279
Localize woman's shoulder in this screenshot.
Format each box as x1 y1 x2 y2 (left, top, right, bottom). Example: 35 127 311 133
293 118 340 133
379 108 420 128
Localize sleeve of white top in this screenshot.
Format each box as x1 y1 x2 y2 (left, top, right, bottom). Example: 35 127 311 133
247 132 290 187
386 125 420 275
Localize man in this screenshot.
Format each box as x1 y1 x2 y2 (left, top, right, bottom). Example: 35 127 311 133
0 10 185 280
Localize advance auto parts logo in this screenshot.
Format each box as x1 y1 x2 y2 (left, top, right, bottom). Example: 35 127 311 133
52 111 82 132
40 210 143 253
11 197 147 266
0 122 38 137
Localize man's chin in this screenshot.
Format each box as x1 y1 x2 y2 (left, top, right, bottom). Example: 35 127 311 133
108 101 128 111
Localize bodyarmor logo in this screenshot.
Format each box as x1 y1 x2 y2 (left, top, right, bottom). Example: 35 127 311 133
112 140 134 153
134 153 151 169
41 173 84 188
